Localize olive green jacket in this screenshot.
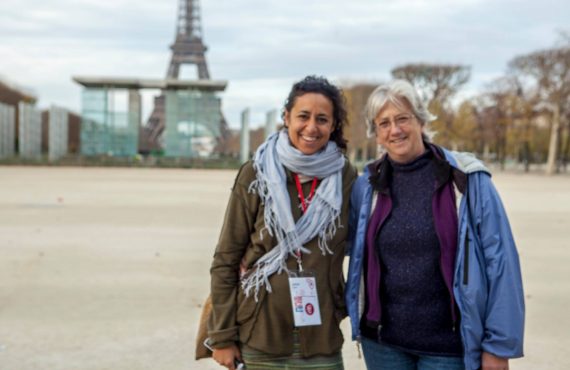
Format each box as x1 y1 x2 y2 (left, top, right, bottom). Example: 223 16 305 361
208 160 357 357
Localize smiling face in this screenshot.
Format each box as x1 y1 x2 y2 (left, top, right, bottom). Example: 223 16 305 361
375 100 425 163
284 93 335 155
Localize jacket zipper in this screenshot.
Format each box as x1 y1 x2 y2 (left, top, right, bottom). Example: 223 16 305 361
463 228 469 285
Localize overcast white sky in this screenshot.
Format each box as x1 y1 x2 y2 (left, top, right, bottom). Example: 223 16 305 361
0 0 568 128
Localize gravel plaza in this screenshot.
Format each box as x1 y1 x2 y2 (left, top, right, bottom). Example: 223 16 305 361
0 166 569 370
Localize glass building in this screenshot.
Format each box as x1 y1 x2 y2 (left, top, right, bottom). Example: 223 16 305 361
163 89 221 157
78 87 140 156
73 77 226 158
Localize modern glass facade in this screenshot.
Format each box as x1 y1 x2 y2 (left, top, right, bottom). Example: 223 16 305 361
80 88 140 156
163 89 222 158
0 102 16 158
48 105 69 161
74 77 226 159
18 102 42 158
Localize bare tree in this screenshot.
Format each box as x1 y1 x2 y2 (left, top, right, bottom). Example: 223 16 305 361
391 63 471 105
557 30 570 171
476 76 538 170
451 100 479 152
509 46 570 174
391 63 471 148
343 83 378 161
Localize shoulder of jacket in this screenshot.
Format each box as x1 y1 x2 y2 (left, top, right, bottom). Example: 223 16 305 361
356 158 377 185
342 158 359 180
443 148 491 175
232 160 256 190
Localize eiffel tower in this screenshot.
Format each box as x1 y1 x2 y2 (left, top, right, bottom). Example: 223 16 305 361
141 0 222 153
167 0 210 79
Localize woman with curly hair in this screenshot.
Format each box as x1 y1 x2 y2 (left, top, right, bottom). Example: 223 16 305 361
208 75 357 370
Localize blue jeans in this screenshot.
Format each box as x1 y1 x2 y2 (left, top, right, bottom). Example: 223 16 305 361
361 337 465 370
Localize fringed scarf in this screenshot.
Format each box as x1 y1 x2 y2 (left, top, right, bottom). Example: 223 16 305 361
241 129 345 300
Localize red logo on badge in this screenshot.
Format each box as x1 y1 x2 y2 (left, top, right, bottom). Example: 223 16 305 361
305 303 314 315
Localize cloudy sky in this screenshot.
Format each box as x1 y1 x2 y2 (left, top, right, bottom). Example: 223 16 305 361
0 0 568 128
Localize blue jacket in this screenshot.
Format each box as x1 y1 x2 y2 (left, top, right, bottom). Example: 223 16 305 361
345 147 525 370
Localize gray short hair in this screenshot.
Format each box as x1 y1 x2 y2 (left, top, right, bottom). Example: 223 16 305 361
365 79 436 139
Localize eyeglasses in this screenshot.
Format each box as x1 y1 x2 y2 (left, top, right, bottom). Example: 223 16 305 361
376 114 415 132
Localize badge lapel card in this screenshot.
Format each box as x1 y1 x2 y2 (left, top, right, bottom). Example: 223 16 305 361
288 271 322 327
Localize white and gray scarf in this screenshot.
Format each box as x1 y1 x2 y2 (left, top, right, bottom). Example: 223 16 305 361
241 129 345 300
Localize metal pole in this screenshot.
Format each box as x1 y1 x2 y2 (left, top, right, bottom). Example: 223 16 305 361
265 109 277 140
240 108 250 163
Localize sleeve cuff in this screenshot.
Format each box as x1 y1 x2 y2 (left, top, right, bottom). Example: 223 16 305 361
208 326 239 348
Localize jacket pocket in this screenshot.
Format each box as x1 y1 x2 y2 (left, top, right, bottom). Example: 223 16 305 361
463 228 469 285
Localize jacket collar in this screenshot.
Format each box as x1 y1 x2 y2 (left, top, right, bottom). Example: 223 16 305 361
367 155 392 195
367 143 467 194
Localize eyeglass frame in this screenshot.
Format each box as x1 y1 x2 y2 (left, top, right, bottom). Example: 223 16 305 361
375 113 416 133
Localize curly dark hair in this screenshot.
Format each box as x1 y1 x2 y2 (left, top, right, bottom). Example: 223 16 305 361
282 75 348 151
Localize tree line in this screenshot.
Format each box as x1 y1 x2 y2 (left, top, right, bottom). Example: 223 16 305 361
343 32 570 174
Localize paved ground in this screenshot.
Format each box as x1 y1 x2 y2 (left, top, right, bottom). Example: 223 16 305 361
0 166 568 370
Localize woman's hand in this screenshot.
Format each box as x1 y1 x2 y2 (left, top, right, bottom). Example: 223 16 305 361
482 352 509 370
212 344 242 370
239 258 249 279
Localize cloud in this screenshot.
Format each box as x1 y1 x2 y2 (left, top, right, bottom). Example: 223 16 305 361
1 0 568 128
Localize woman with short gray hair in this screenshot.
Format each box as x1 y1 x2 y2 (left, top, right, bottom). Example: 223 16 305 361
364 80 435 141
345 79 525 370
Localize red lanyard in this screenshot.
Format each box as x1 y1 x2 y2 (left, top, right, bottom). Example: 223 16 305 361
293 174 318 270
293 174 318 213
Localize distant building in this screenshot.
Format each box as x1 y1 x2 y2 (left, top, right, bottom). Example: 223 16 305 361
73 77 227 157
216 126 271 159
41 109 81 155
0 78 37 151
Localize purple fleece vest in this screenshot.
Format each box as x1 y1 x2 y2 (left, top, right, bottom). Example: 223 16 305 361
364 148 459 327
